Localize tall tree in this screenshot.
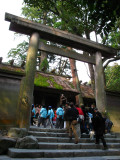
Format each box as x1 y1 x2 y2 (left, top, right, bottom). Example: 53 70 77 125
85 0 120 38
103 18 120 48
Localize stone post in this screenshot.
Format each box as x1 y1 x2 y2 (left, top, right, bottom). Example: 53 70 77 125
17 32 39 129
95 51 106 113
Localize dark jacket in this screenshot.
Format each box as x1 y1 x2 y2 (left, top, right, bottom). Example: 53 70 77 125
64 107 79 121
92 112 105 135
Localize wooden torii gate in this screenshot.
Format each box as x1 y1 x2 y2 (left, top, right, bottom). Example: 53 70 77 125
5 13 117 129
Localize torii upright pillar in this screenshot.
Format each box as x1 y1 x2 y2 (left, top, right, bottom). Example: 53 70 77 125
95 51 106 113
17 32 39 129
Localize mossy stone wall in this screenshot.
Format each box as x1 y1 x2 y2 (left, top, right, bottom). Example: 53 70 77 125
106 93 120 133
0 75 22 129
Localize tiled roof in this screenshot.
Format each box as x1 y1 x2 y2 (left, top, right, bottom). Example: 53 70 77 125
0 63 95 97
0 64 79 94
80 84 95 99
34 72 79 94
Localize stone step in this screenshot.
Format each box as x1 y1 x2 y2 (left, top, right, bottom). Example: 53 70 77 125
8 148 120 158
28 131 116 139
28 131 116 138
38 142 120 149
28 131 69 137
29 126 66 133
1 155 120 160
29 127 117 137
36 136 120 143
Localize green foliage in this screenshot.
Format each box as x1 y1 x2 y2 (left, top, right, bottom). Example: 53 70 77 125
102 110 110 119
84 0 120 38
34 74 63 89
23 0 120 38
7 41 29 65
102 18 120 48
40 58 49 72
49 77 63 90
22 4 49 24
23 0 92 36
34 74 49 87
105 63 120 92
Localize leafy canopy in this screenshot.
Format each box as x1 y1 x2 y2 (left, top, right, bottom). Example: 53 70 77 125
103 18 120 49
7 41 29 65
24 0 120 38
105 63 120 92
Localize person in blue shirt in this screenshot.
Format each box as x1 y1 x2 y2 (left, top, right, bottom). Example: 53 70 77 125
56 105 64 129
38 105 47 128
47 106 54 128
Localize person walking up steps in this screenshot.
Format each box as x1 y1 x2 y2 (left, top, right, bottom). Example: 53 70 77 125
64 102 71 132
47 106 54 128
38 105 47 128
56 105 64 129
64 102 79 144
92 108 108 150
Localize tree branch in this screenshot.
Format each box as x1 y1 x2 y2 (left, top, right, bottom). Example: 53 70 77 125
103 56 120 70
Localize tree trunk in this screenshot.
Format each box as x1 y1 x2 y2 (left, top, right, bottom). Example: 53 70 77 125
68 47 83 106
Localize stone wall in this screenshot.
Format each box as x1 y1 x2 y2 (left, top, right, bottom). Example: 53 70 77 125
106 91 120 133
0 72 23 129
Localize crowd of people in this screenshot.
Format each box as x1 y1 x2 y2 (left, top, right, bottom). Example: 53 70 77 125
31 102 113 150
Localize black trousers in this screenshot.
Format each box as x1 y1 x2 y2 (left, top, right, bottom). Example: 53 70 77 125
96 133 107 147
38 117 46 128
31 117 36 125
56 117 63 129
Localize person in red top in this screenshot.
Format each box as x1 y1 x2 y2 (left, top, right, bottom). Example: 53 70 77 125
53 110 57 127
75 104 84 116
75 104 84 134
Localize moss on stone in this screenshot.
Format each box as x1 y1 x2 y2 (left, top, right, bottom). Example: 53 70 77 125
34 74 50 87
34 74 63 89
0 65 25 76
49 77 63 90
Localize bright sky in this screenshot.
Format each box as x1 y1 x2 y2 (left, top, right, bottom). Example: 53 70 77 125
0 0 91 82
0 0 24 61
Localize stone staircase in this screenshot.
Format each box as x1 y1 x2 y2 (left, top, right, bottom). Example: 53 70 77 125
6 126 120 159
